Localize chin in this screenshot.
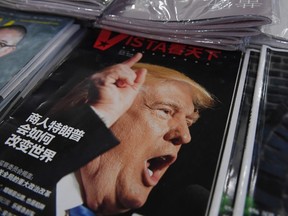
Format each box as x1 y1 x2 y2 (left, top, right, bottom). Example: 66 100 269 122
120 190 150 212
97 195 147 216
122 197 146 209
100 208 130 216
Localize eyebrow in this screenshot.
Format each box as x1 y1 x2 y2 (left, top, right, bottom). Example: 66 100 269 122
153 101 197 119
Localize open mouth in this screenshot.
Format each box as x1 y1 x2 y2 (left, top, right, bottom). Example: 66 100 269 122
147 155 174 176
144 155 176 186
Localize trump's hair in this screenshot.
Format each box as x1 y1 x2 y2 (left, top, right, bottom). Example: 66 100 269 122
132 63 214 112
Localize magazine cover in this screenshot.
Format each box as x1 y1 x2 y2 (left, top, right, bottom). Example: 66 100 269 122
0 27 244 216
0 7 74 101
233 46 288 216
0 25 86 123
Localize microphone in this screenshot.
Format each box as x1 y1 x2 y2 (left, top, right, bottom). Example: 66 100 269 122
173 184 210 216
152 184 210 216
132 184 210 216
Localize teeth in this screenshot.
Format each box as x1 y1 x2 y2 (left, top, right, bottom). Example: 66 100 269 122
148 168 153 177
160 156 166 161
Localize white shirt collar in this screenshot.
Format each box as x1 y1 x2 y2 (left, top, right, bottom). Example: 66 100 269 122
56 173 83 216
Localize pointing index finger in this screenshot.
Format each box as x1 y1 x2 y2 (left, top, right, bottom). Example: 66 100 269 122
122 53 143 67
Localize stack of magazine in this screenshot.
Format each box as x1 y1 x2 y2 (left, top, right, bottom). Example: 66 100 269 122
0 0 279 50
234 45 288 216
0 7 85 119
0 0 115 20
249 0 288 51
216 46 288 216
260 0 288 40
0 3 287 216
97 0 274 50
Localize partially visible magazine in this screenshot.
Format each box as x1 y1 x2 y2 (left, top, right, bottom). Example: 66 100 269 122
102 0 273 27
0 0 278 50
0 7 76 107
96 0 274 50
0 0 115 20
233 45 288 216
0 26 87 122
217 49 260 216
0 27 245 216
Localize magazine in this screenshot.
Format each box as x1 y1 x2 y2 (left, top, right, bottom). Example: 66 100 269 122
0 27 245 216
96 0 274 50
0 0 278 50
0 0 115 20
0 26 87 122
0 7 76 107
216 49 260 216
233 45 288 216
102 0 273 27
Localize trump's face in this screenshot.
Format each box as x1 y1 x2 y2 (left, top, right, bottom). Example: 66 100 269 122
79 80 198 215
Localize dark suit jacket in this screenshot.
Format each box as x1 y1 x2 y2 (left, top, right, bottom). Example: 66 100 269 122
0 104 119 215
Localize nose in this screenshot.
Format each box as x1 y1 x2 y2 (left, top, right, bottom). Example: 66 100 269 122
164 116 191 145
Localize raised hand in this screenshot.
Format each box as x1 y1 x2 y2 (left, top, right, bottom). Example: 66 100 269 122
88 53 147 127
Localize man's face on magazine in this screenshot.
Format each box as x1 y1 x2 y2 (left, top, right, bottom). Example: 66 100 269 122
0 28 21 57
80 80 196 215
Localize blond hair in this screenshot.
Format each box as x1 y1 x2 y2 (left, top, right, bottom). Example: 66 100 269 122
49 62 214 114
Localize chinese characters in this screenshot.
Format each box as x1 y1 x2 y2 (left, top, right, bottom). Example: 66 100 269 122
4 112 86 163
